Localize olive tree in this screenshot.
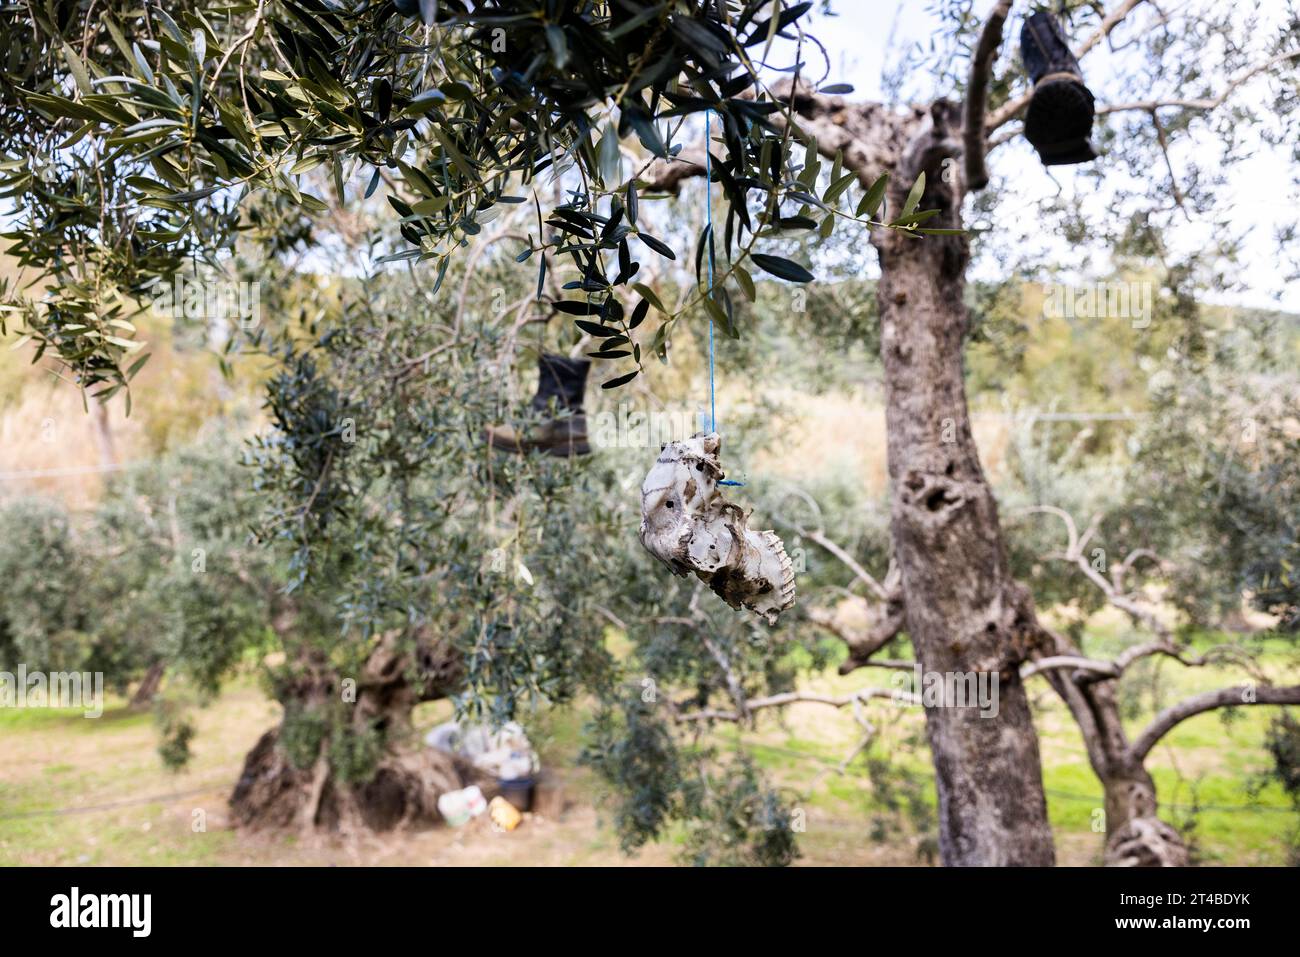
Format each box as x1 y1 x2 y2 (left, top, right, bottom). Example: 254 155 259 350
0 444 273 733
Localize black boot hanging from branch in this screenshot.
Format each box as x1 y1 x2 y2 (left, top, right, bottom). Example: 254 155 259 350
484 353 592 457
1020 11 1098 166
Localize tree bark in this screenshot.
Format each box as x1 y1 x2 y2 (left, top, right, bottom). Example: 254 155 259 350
230 630 485 832
1100 766 1189 867
129 660 165 709
1032 627 1189 865
872 102 1056 865
91 400 116 470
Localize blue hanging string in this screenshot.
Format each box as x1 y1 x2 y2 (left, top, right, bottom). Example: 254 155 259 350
704 110 744 487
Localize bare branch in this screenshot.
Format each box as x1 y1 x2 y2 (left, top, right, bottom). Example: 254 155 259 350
1078 0 1150 59
963 0 1014 192
1112 547 1162 593
1019 505 1175 643
699 631 750 720
208 0 267 97
1020 639 1243 682
675 686 919 723
804 529 891 600
1094 50 1300 116
1021 503 1080 558
844 658 916 672
1131 683 1300 761
591 603 627 632
1021 654 1119 679
454 227 530 334
807 589 908 675
796 527 906 673
771 486 893 601
638 150 707 195
1076 511 1103 557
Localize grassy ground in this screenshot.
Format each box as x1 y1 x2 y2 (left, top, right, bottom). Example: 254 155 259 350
3 618 1295 867
0 681 676 867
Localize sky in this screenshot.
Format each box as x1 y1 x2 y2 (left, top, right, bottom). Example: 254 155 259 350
773 0 1300 313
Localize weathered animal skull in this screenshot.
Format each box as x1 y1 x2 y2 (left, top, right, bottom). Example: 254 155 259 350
639 432 796 625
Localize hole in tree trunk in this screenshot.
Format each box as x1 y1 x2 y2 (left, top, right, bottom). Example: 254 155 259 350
926 489 955 511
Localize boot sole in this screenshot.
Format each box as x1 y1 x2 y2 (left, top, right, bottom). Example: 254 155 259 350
483 429 591 457
541 441 591 457
484 429 527 453
1024 79 1096 165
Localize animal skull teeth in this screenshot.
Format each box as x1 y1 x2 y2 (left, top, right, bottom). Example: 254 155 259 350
638 432 796 624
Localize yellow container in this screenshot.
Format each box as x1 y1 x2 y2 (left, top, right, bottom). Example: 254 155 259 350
489 795 523 832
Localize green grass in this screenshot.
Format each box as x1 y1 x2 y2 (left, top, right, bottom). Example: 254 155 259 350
2 625 1296 866
715 623 1300 865
0 702 149 732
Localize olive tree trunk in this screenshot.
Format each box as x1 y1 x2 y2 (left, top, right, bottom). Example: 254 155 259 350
1034 627 1190 865
230 631 484 832
871 104 1056 865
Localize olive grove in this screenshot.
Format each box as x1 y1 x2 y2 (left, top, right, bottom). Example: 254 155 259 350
1 0 1298 865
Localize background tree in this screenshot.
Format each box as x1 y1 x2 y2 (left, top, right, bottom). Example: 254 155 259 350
0 443 272 734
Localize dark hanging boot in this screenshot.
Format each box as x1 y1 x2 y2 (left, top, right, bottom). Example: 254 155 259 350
484 353 592 457
1020 11 1097 166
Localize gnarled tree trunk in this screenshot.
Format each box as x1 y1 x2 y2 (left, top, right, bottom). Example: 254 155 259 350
230 630 486 832
1101 766 1189 867
871 101 1055 865
1033 626 1189 865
